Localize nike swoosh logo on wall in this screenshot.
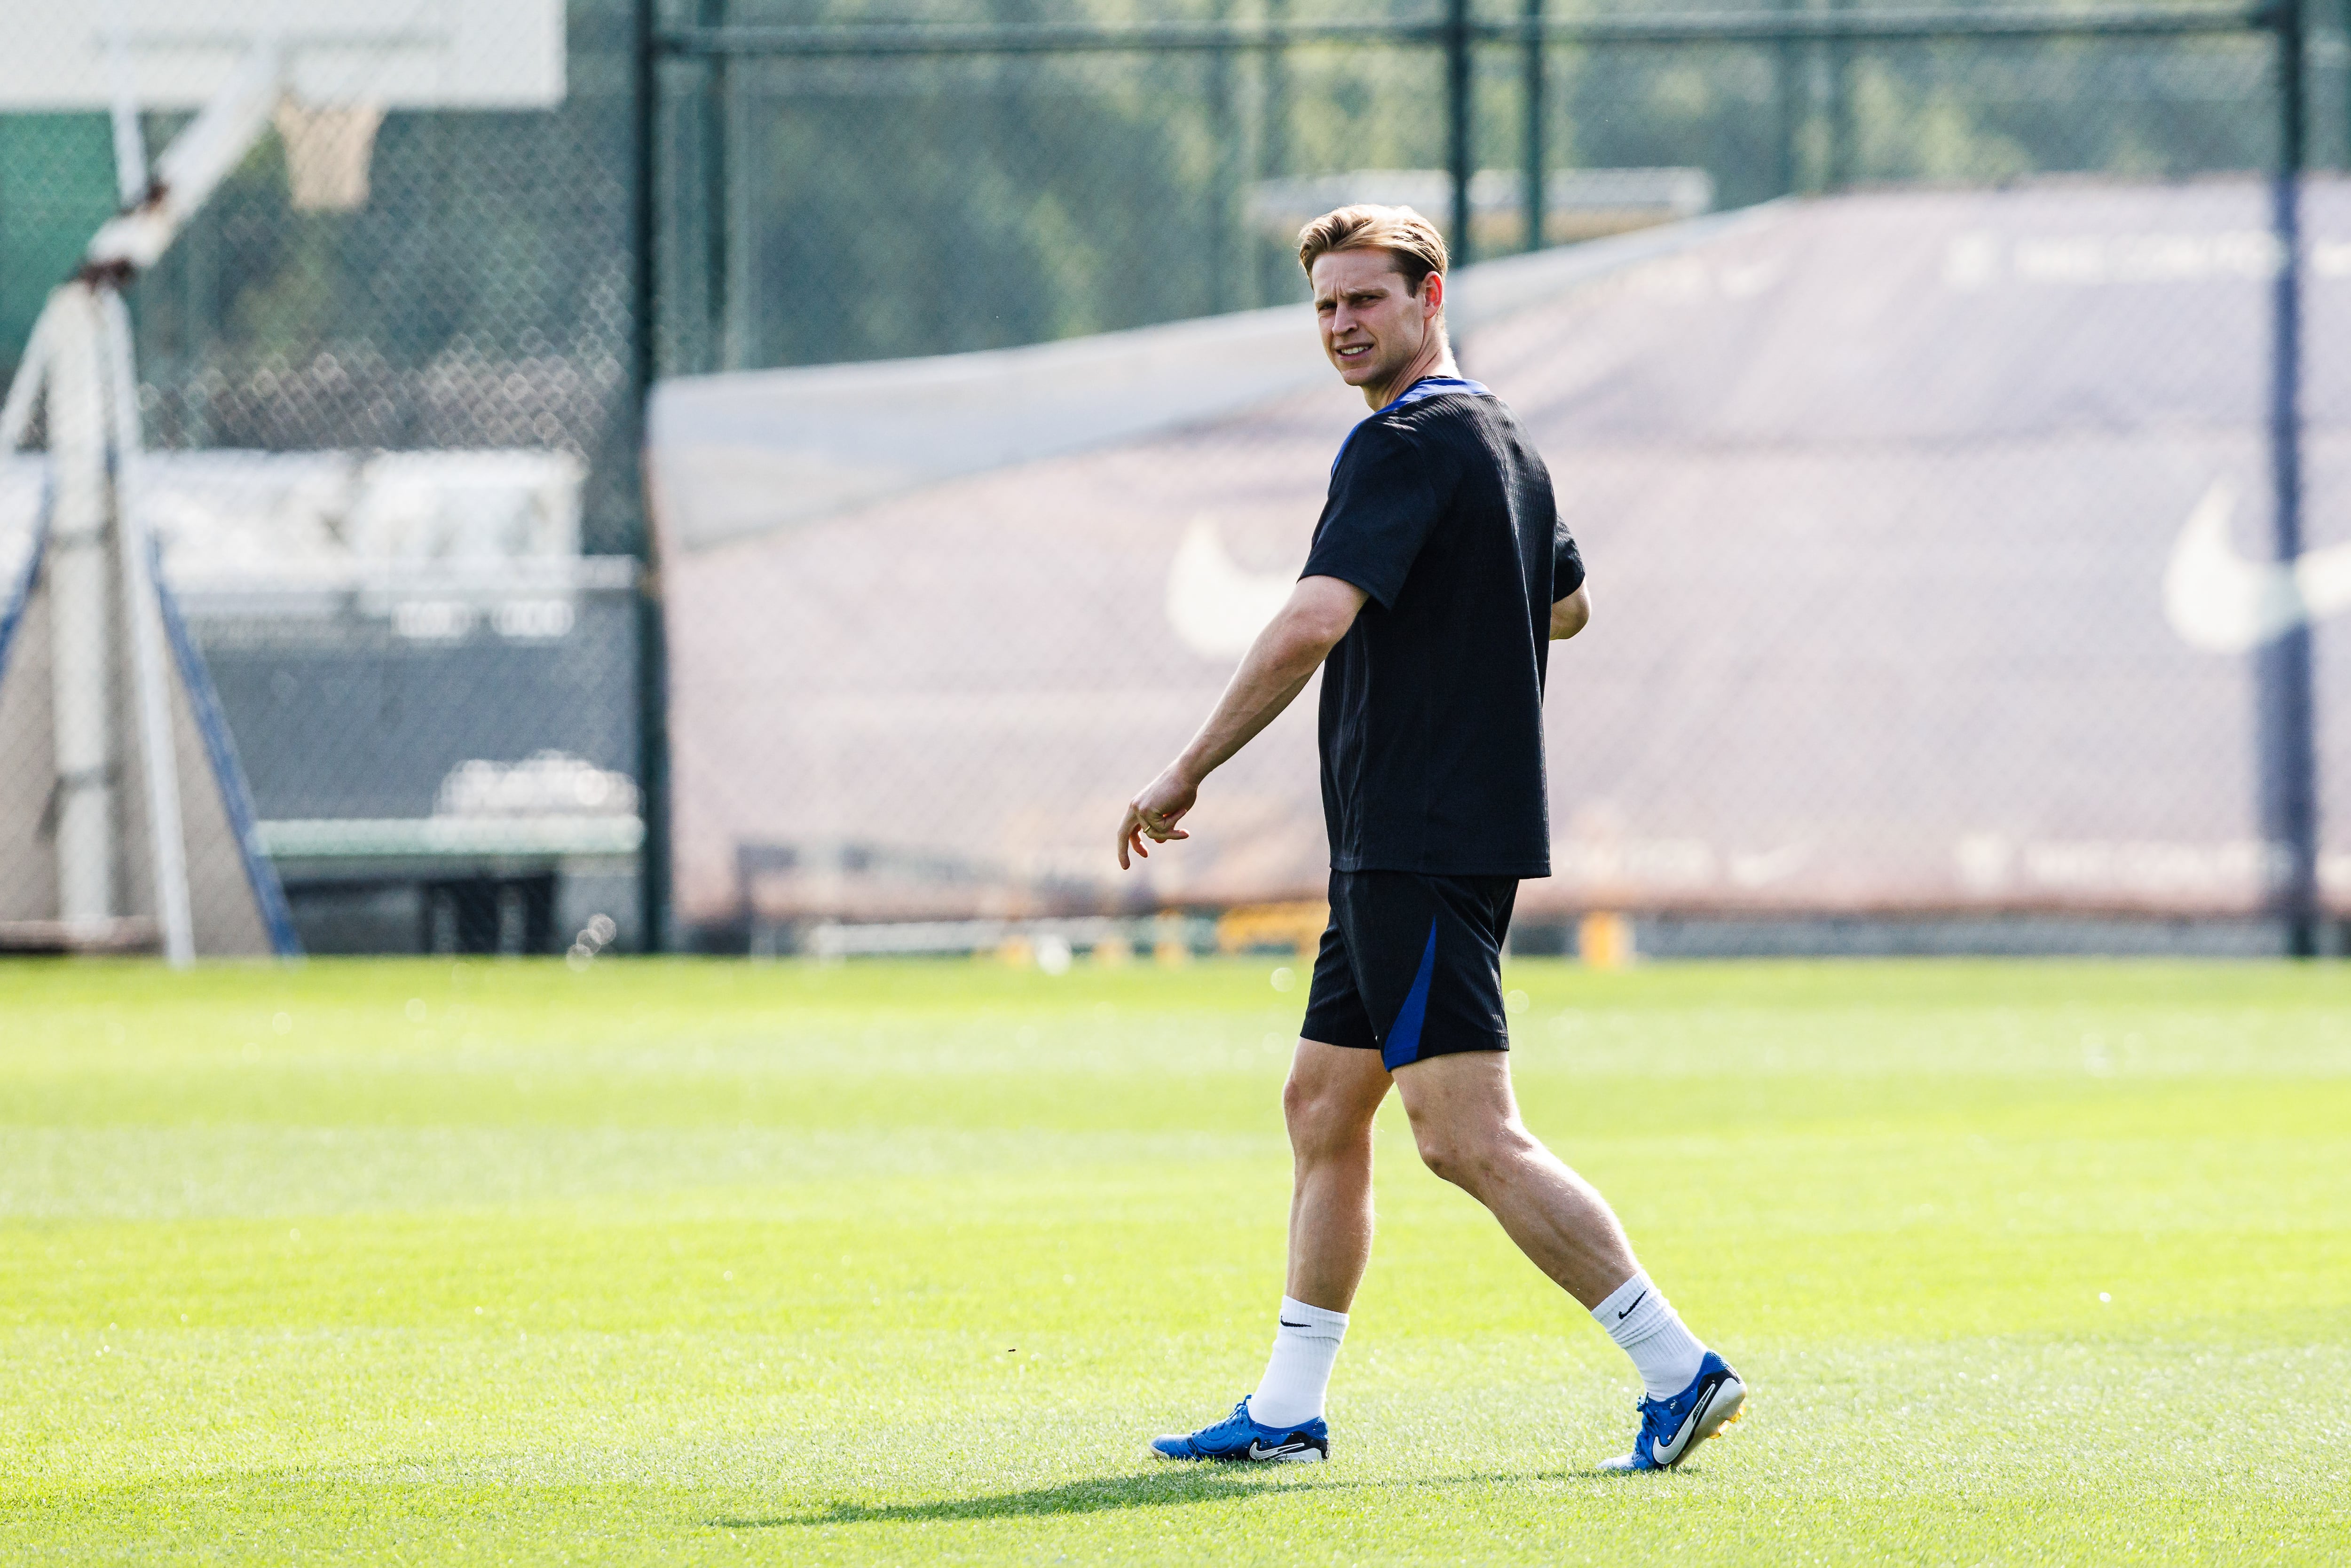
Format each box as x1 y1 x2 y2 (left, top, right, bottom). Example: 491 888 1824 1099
1165 515 1295 660
1727 843 1809 889
2164 481 2351 652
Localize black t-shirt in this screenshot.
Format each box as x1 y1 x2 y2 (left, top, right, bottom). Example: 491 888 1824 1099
1299 381 1584 878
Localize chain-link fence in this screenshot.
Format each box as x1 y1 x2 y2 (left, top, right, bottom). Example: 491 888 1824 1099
650 3 2327 380
3 2 2349 957
0 1 648 958
647 2 2351 958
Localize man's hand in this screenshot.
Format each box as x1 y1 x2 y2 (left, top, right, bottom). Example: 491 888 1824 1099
1118 764 1198 869
1114 575 1367 871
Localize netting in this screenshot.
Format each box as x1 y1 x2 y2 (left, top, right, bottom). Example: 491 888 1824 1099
0 1 643 956
654 184 2351 938
644 5 2350 953
3 1 2348 955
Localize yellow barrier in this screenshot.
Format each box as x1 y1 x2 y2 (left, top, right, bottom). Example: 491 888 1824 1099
1215 902 1329 958
1578 911 1636 970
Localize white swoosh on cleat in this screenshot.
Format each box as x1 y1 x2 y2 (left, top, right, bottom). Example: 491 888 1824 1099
1247 1440 1314 1460
1656 1374 1749 1467
2164 481 2351 653
1649 1387 1715 1466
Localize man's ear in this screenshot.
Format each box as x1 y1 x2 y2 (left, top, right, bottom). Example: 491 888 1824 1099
1420 271 1445 318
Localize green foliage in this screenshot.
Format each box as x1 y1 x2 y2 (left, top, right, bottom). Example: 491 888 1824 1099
740 51 1226 363
1551 32 2272 208
0 7 2286 559
3 957 2348 1563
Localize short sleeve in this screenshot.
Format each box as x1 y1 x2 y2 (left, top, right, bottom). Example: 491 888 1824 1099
1551 510 1586 602
1300 421 1446 608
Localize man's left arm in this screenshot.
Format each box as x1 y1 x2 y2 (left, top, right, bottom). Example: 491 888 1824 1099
1549 497 1588 640
1550 583 1590 640
1118 575 1367 869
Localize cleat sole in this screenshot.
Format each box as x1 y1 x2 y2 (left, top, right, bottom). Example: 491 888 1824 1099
1688 1380 1745 1453
1148 1441 1329 1464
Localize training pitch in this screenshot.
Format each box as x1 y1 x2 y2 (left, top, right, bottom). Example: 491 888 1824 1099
4 957 2347 1563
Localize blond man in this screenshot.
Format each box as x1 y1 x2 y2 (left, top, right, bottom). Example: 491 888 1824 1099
1118 206 1744 1472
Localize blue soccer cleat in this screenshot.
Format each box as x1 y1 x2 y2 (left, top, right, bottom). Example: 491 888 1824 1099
1599 1351 1747 1473
1149 1398 1329 1463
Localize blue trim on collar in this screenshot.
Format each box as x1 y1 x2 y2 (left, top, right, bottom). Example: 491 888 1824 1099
1332 375 1493 475
1378 375 1491 414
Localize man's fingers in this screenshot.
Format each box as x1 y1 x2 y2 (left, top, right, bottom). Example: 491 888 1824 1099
1120 784 1196 866
1136 805 1187 842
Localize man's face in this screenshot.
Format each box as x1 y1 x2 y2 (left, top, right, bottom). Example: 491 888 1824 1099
1311 248 1439 389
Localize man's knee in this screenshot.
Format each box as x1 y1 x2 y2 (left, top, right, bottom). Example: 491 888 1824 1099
1408 1110 1528 1194
1283 1064 1378 1160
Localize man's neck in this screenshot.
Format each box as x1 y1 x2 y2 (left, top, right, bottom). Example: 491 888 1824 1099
1360 331 1456 410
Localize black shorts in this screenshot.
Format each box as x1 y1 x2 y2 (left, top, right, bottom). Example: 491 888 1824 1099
1300 870 1518 1071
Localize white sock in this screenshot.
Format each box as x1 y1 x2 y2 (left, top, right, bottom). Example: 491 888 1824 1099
1246 1296 1348 1429
1593 1272 1707 1400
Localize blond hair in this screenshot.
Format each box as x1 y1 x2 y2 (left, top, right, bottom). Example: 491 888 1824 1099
1295 204 1450 293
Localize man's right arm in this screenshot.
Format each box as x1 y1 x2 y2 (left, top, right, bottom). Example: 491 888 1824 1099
1550 583 1591 640
1117 574 1367 869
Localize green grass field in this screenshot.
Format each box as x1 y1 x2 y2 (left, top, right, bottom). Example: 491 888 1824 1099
3 957 2348 1564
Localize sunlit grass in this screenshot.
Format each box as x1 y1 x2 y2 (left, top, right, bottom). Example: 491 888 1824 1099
3 957 2347 1563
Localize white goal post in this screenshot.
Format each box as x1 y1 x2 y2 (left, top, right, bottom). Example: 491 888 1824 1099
0 4 564 961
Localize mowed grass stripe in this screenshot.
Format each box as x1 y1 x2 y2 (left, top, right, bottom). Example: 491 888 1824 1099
3 957 2347 1564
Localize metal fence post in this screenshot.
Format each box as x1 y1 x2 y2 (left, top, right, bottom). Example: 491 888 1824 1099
1775 0 1801 193
1522 0 1545 252
1448 0 1474 265
2263 0 2320 955
1827 0 1854 188
1261 0 1291 300
634 0 674 954
699 0 729 373
1209 0 1236 312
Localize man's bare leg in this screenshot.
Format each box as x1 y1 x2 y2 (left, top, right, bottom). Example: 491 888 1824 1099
1390 1049 1743 1468
1281 1039 1393 1309
1388 1050 1636 1307
1210 1039 1392 1437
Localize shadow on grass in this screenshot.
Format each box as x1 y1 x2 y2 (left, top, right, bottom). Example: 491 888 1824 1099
713 1468 1367 1529
711 1466 1629 1530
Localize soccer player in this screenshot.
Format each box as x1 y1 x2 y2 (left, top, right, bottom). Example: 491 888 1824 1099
1116 205 1743 1473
